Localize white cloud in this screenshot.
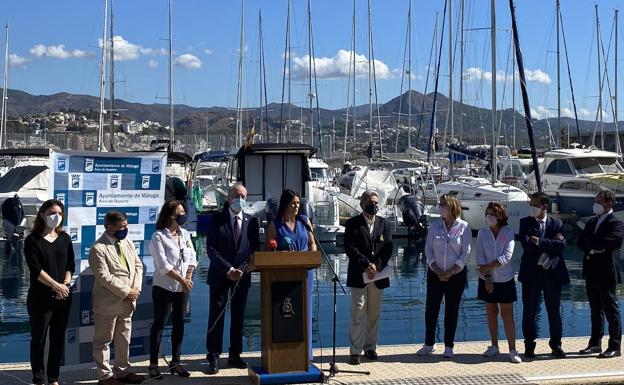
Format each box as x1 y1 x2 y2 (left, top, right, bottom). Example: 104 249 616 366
463 67 551 84
30 44 94 60
8 54 29 68
174 54 201 70
97 36 166 61
532 105 599 120
204 48 213 55
290 49 392 80
148 59 158 69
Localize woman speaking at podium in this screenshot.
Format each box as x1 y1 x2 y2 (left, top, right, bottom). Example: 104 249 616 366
266 189 317 359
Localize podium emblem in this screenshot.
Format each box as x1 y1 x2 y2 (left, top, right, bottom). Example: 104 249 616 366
281 297 295 319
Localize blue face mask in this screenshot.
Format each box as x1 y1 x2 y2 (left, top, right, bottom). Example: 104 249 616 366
230 197 245 213
176 214 188 226
114 228 128 240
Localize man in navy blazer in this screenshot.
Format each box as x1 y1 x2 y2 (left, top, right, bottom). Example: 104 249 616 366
578 190 624 358
344 190 393 365
518 192 569 359
205 183 260 374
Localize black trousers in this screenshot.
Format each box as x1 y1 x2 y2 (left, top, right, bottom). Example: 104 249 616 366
586 277 622 350
424 267 467 348
27 293 72 384
205 280 249 360
149 285 189 365
521 270 563 350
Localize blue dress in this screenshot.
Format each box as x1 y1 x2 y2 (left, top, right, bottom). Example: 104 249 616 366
274 215 314 359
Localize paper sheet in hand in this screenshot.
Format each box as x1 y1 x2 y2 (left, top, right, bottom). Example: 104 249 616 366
363 265 392 284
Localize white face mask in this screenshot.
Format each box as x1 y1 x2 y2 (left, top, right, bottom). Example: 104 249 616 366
485 214 498 227
530 206 542 218
593 202 606 216
45 213 63 229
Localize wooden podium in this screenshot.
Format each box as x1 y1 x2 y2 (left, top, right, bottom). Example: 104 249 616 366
248 250 321 383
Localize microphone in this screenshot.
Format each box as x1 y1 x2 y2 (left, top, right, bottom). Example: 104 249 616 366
268 239 278 251
284 237 294 251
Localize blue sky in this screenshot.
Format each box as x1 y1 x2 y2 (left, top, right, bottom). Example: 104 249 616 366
0 0 622 122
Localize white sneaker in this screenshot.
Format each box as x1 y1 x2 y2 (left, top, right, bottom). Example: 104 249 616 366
443 347 454 358
509 350 522 363
416 345 435 356
483 345 500 357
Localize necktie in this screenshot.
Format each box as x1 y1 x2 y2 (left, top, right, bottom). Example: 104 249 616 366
233 216 241 245
115 241 129 270
539 221 545 237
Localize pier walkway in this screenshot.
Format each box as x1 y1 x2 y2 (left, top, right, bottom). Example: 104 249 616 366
2 337 624 384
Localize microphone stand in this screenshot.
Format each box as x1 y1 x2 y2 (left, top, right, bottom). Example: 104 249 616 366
307 227 370 378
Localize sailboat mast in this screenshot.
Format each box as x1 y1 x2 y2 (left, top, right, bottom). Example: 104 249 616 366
236 0 244 148
279 0 291 143
491 0 497 184
459 0 464 143
352 0 356 144
0 24 8 150
448 0 453 143
616 9 620 154
109 0 115 152
168 0 174 150
407 0 412 148
555 0 561 148
512 31 516 150
258 10 263 140
287 0 291 142
368 0 373 145
596 5 604 149
307 0 314 147
98 0 108 152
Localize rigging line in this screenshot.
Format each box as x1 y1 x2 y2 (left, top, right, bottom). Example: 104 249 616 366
395 2 410 155
368 1 383 157
427 0 448 163
279 0 291 142
559 8 581 143
597 15 619 151
309 0 323 155
496 32 514 148
416 12 438 149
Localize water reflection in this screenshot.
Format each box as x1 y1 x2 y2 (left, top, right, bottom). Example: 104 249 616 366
0 238 622 362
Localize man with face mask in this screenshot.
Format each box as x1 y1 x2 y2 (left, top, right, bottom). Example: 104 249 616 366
578 190 624 358
205 183 260 374
518 192 569 360
89 211 144 385
344 190 393 365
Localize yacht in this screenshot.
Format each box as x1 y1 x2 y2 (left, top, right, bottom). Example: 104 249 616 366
528 147 624 216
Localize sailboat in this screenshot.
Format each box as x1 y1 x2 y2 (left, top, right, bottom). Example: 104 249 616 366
432 0 529 235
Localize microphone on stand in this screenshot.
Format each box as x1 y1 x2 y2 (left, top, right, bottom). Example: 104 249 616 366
268 239 278 251
284 237 294 251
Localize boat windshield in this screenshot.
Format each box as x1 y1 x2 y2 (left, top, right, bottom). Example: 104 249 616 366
310 167 328 181
571 157 623 174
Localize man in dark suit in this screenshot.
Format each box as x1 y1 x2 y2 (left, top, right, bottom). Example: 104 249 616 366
578 190 624 358
518 192 569 359
344 190 393 365
205 183 260 374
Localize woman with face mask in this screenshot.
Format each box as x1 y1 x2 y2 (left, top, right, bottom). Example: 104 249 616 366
24 199 75 385
148 200 197 379
417 194 471 359
476 202 520 363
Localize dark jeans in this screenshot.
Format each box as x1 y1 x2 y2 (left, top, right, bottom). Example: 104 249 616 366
521 270 563 350
149 285 189 365
586 278 622 350
424 267 467 348
205 280 249 360
27 293 72 384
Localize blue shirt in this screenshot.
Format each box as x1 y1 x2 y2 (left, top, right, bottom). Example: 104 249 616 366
275 215 309 251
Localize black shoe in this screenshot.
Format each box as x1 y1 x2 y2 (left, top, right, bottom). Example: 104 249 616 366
550 346 566 358
116 372 145 384
206 360 219 375
579 345 602 355
148 366 162 380
364 350 378 360
169 363 190 377
524 349 535 359
598 349 621 358
349 354 360 365
227 356 248 369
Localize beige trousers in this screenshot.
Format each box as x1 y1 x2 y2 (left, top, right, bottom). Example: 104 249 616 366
349 283 383 355
92 313 133 380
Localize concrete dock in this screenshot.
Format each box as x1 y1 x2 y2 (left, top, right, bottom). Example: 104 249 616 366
2 337 624 384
